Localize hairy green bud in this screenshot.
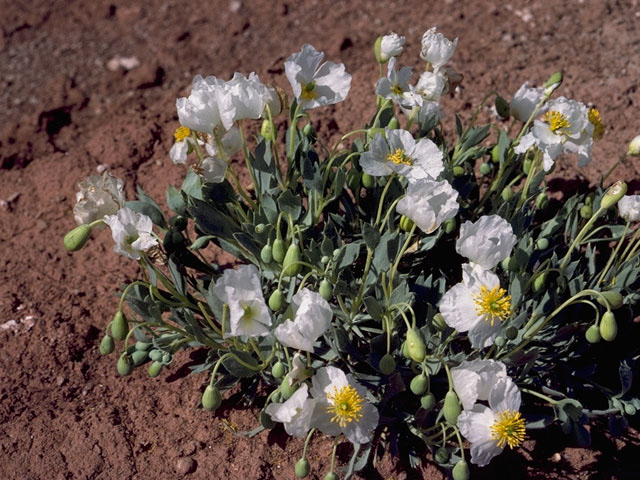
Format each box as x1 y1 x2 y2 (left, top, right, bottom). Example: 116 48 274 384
544 71 563 95
452 459 470 480
148 361 163 378
280 375 296 400
444 218 456 234
373 35 384 64
388 117 400 130
99 335 115 355
254 223 266 234
202 385 222 412
379 353 396 375
260 119 275 142
597 290 623 310
361 172 375 188
420 392 436 412
271 361 285 379
494 336 506 347
110 311 129 342
269 289 284 312
585 324 601 344
117 354 133 377
479 162 492 176
295 457 311 478
434 447 450 464
495 95 510 119
131 350 149 367
501 186 514 202
406 328 426 363
628 135 640 157
536 238 549 250
260 243 273 264
433 313 448 331
532 272 547 293
282 243 302 277
319 279 332 301
600 311 618 342
580 205 593 219
321 255 330 265
601 181 627 209
452 165 465 177
63 224 92 252
323 473 338 480
535 192 549 210
399 215 414 232
272 238 286 263
410 374 428 396
523 158 532 175
443 390 462 424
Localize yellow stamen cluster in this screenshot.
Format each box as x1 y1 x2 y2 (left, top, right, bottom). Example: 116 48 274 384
473 285 512 325
386 148 413 166
301 82 317 101
490 409 526 449
326 385 364 428
174 126 191 142
588 108 604 140
544 110 571 133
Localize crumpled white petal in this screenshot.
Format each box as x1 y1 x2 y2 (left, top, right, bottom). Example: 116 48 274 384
419 27 458 68
73 171 126 226
619 195 640 222
456 215 516 270
265 383 316 438
274 288 332 352
451 359 508 410
510 82 546 123
379 32 405 62
397 178 459 233
103 207 158 260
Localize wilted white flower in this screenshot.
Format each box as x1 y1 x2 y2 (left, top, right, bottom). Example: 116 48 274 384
439 263 511 348
176 75 225 134
376 57 412 103
397 179 459 233
359 128 444 182
618 195 640 222
510 82 546 123
456 215 516 270
451 359 508 410
288 353 308 386
310 366 379 444
73 171 126 225
274 288 332 352
199 157 227 183
420 27 458 68
169 126 195 165
212 265 272 337
265 383 316 438
218 72 280 130
103 207 158 260
628 135 640 156
457 377 525 466
205 127 243 159
415 69 447 102
379 32 405 62
285 44 352 110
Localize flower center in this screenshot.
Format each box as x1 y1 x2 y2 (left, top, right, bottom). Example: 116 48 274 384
588 108 604 140
490 409 526 449
241 303 256 321
544 111 571 134
326 385 364 428
473 285 511 325
386 148 413 166
301 81 317 101
174 126 191 142
391 84 404 96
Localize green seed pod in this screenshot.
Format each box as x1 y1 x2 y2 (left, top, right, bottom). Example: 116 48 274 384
271 361 285 379
117 354 133 377
432 313 447 331
443 390 462 424
319 279 332 301
321 255 330 265
303 123 317 143
624 403 637 416
148 361 163 378
272 238 286 263
255 223 266 234
99 335 115 355
452 165 465 177
494 336 506 347
410 374 428 396
452 459 470 480
495 95 510 119
110 311 129 342
600 311 618 342
323 472 338 480
601 181 628 210
260 409 276 429
505 326 518 340
597 291 623 310
406 328 426 363
501 186 514 202
280 375 296 400
420 392 436 412
148 349 163 362
523 158 532 175
479 162 492 175
535 238 549 250
295 457 311 478
491 145 501 164
388 117 400 130
434 447 450 464
532 272 547 293
585 324 601 344
202 385 222 412
580 204 593 219
135 341 151 351
544 71 563 92
63 224 92 252
131 350 149 367
379 353 396 375
260 243 273 264
282 243 302 277
269 289 284 312
399 215 414 232
444 218 456 234
361 173 375 188
535 192 549 209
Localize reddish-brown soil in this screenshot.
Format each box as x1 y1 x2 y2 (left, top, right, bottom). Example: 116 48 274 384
2 1 640 479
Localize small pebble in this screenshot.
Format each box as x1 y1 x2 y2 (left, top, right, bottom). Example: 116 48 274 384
229 0 242 13
175 457 197 475
550 452 562 463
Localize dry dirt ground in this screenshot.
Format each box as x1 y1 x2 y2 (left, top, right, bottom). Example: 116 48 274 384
2 1 640 479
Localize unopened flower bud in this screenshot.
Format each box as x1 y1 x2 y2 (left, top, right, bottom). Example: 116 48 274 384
494 336 506 347
544 71 563 96
406 328 426 363
399 215 414 232
260 243 273 263
272 238 286 263
99 335 115 355
585 324 601 344
255 223 266 234
282 243 302 277
379 353 396 375
479 162 492 175
361 172 375 188
432 312 447 331
321 255 330 264
260 119 275 142
505 326 518 340
279 375 296 400
536 237 549 250
434 447 450 464
502 186 514 202
601 181 628 209
535 192 548 210
523 158 532 175
410 374 428 395
501 256 518 272
443 390 462 424
271 361 285 379
452 459 470 480
319 279 332 301
600 311 617 341
323 472 338 480
444 218 456 234
628 135 640 156
580 205 592 219
533 272 547 293
63 224 92 252
420 392 436 412
202 385 222 411
452 165 465 177
302 123 316 142
269 289 284 312
624 403 637 416
131 350 149 367
117 353 133 377
387 117 400 130
373 35 384 64
367 127 385 140
491 145 501 164
495 95 510 119
110 311 129 341
597 290 623 310
295 457 311 478
148 361 163 378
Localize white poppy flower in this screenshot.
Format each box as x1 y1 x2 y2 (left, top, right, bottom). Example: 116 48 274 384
274 288 332 352
200 157 227 184
265 383 316 438
510 82 546 123
103 207 158 260
379 32 406 62
439 264 511 348
415 69 447 102
310 366 379 445
212 265 272 337
285 44 352 110
396 179 459 233
457 378 526 467
451 359 508 410
176 75 225 134
456 215 516 270
376 57 412 103
618 195 640 222
359 128 444 182
419 27 458 68
218 72 280 130
73 171 126 226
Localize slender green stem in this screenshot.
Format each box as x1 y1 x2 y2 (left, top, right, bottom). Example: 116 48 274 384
374 174 397 227
238 120 261 203
389 224 416 285
521 388 559 405
602 152 628 183
288 103 302 162
596 221 630 285
559 205 607 272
